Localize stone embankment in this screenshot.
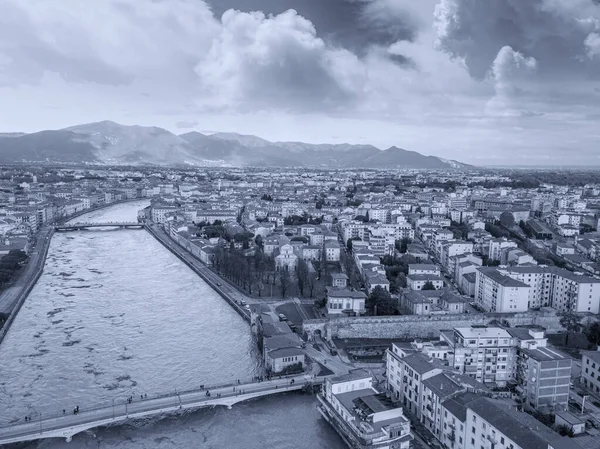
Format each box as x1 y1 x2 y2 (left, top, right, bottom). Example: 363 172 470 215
303 309 565 340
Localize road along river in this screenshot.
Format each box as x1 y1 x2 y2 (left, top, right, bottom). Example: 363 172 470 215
0 201 345 449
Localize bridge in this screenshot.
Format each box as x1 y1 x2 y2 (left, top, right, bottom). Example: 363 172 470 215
0 374 323 445
54 222 145 231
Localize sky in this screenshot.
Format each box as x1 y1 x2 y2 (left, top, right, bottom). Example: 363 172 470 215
1 0 599 166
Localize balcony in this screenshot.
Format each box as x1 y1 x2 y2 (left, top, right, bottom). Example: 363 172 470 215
487 435 497 445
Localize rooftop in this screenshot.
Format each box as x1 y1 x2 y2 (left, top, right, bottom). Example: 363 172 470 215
402 353 443 375
477 267 530 288
521 346 571 363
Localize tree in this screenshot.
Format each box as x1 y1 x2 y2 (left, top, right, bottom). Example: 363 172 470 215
559 311 582 346
279 269 291 298
422 281 436 291
306 273 318 298
395 237 412 254
255 235 264 250
346 238 353 252
585 321 600 347
366 286 397 316
297 260 309 297
499 211 516 228
390 273 407 293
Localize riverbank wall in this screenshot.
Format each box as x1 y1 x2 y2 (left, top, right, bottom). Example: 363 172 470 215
0 228 54 346
144 225 251 324
0 198 147 345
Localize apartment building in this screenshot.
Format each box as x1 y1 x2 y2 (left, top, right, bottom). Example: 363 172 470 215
465 397 578 449
441 327 516 386
581 350 600 395
475 267 530 313
386 349 443 408
549 269 600 314
509 327 571 412
487 238 518 261
500 266 553 309
440 241 474 273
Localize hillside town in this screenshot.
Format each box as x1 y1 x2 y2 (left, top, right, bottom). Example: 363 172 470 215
2 165 600 449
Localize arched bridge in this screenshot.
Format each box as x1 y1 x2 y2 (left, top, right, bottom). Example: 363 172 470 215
54 222 145 231
0 374 322 445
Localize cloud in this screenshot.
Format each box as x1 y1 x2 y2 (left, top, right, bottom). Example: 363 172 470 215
585 32 600 57
434 0 600 80
486 46 537 116
175 120 198 129
194 9 368 112
205 0 421 54
0 0 218 87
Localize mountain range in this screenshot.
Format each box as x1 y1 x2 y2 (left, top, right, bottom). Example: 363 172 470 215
0 121 471 169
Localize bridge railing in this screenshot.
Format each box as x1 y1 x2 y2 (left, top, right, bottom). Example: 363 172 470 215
0 373 311 431
0 377 320 443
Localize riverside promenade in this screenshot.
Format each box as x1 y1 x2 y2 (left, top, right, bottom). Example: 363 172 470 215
0 374 322 445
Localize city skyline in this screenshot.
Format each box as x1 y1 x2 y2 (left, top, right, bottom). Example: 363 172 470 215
1 0 599 166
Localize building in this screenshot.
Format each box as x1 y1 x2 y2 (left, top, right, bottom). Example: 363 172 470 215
441 327 516 386
324 240 341 261
408 264 440 276
401 290 465 315
509 327 571 412
326 287 367 315
331 273 349 288
549 269 600 314
407 274 445 291
265 347 305 374
581 350 600 395
318 370 413 449
466 397 577 449
275 243 298 271
474 267 530 313
151 204 178 224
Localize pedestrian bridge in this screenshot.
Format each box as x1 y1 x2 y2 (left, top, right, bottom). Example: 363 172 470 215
0 375 322 445
54 222 145 231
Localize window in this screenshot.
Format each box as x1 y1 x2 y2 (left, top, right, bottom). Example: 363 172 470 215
471 438 475 445
472 426 475 434
501 437 505 444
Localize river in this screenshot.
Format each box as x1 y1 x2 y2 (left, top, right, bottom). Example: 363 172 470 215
0 201 345 449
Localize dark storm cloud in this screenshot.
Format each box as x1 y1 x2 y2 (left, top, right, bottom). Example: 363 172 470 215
434 0 600 80
205 0 420 55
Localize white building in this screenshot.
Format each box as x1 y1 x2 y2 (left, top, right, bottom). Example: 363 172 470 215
441 327 516 386
318 370 413 449
550 270 600 314
275 243 298 271
408 264 440 276
474 267 530 313
326 287 366 315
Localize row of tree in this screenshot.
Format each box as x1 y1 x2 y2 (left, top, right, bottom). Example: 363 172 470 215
212 246 326 299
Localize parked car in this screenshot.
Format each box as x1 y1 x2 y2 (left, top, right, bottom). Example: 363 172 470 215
278 314 288 321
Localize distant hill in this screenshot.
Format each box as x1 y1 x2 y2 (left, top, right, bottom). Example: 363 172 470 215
0 121 472 169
